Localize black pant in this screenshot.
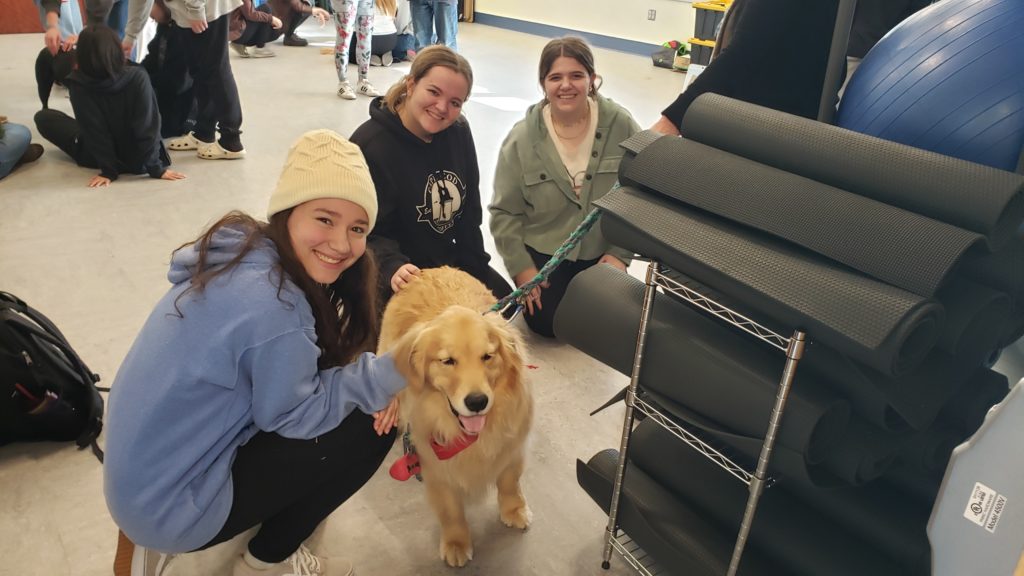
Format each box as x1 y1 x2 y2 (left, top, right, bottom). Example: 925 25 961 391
34 109 99 169
178 14 244 150
348 32 398 62
198 411 395 562
235 5 285 47
522 246 599 338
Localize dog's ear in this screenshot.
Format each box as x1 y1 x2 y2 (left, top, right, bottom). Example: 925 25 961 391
390 322 431 390
486 316 526 388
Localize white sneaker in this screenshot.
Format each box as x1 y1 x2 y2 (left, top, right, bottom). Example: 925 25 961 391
232 545 353 576
249 47 276 58
356 79 380 97
230 43 250 58
337 82 356 100
131 544 175 576
369 54 382 67
380 52 393 67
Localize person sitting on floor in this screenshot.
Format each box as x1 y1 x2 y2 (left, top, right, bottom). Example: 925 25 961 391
0 117 45 180
33 25 185 187
230 0 329 58
267 0 331 47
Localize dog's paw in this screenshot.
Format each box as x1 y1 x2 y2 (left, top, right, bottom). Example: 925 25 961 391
500 502 533 530
440 539 473 567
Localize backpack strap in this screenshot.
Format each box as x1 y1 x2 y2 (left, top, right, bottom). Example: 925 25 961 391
0 292 105 461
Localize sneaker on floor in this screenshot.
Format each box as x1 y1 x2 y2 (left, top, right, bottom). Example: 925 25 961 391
337 82 356 100
380 52 393 67
356 79 380 97
230 43 250 58
249 47 276 58
130 543 175 576
369 54 382 67
197 140 246 160
283 34 308 47
233 545 353 576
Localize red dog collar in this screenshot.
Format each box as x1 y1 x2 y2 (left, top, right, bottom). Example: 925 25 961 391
390 432 478 481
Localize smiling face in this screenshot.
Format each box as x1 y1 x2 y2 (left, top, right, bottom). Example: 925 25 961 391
287 198 369 284
399 65 470 141
543 55 595 118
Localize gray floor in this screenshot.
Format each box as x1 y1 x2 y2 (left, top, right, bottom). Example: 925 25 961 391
0 21 689 576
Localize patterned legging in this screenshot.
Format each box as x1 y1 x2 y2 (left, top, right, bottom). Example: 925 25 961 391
331 0 374 83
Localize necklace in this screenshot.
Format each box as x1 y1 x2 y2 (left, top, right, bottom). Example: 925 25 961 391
550 100 591 141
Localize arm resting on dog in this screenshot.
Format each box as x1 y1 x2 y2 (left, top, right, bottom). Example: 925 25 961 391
246 330 406 439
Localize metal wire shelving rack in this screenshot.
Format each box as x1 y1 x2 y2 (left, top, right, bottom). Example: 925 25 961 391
600 261 807 576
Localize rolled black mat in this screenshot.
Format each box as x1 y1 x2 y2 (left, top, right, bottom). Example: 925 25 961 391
881 461 944 508
782 479 932 575
678 94 1024 249
804 346 982 432
939 369 1010 435
577 450 780 575
821 416 902 485
554 264 849 465
617 133 982 296
628 420 913 576
933 277 1011 358
894 423 963 477
595 187 944 376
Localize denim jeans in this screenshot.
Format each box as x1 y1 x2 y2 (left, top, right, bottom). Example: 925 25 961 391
409 0 458 52
0 123 32 180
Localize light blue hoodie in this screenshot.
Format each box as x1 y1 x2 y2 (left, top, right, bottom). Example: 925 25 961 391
103 225 404 552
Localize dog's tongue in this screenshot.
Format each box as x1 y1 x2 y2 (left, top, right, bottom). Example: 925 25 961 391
458 414 487 435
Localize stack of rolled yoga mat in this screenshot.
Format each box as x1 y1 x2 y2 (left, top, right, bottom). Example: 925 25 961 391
557 94 1024 575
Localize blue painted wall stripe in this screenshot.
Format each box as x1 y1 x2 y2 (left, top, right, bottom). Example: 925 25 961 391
472 13 661 57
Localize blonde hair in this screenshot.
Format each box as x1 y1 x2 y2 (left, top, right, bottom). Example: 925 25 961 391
382 45 474 114
375 0 396 16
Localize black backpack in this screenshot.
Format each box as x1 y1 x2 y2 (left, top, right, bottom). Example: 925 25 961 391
0 292 105 460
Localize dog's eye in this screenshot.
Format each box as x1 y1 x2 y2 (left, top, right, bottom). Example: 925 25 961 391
482 353 494 361
441 358 457 366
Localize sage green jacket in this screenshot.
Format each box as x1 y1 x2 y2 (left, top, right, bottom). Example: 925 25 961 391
489 95 640 278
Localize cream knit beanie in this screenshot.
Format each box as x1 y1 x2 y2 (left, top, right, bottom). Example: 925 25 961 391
267 129 378 230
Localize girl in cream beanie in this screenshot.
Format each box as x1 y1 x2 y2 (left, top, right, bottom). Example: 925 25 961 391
105 129 403 576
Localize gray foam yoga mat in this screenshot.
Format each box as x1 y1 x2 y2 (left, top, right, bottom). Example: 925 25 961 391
679 94 1024 249
934 277 1011 358
577 450 780 575
553 264 849 465
628 421 915 576
595 187 944 376
617 133 983 296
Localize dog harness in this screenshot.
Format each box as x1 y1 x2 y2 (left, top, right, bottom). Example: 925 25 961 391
389 428 479 482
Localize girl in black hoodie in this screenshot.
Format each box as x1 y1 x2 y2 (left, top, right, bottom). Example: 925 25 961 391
34 24 185 188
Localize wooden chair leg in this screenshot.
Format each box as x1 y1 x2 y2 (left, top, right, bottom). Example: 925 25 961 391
113 530 134 576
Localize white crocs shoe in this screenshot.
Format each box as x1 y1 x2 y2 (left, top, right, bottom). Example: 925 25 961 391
167 132 202 151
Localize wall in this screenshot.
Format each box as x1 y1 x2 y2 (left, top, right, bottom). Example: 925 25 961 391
474 0 696 48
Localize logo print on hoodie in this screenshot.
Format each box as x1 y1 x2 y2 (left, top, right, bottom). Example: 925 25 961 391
417 170 465 233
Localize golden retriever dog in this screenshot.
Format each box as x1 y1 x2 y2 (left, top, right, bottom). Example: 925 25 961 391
378 266 533 567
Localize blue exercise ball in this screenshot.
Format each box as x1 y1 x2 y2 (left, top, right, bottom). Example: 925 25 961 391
837 0 1024 172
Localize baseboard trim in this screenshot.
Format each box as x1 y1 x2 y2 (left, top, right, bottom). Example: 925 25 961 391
471 13 660 57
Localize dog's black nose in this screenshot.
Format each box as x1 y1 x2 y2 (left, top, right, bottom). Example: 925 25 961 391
464 393 489 413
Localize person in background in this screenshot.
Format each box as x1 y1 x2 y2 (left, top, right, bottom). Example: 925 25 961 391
489 37 638 337
409 0 457 53
229 0 285 58
0 117 45 180
123 0 248 160
140 0 197 138
652 0 841 135
350 45 513 306
348 0 401 67
36 0 83 56
267 0 331 47
33 25 185 187
331 0 380 99
105 129 406 576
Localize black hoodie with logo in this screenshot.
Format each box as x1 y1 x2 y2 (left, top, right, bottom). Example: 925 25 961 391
65 64 170 181
350 97 491 288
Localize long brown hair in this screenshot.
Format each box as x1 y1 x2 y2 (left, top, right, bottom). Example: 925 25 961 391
174 211 379 368
382 45 474 114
